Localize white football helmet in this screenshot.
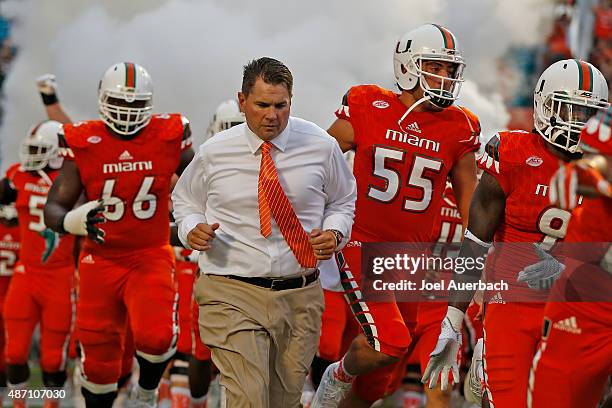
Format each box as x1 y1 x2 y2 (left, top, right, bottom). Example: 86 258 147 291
206 99 245 139
534 59 609 153
19 120 63 171
98 62 153 136
393 23 465 109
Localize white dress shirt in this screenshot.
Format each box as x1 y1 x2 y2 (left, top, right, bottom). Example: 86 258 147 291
172 116 356 278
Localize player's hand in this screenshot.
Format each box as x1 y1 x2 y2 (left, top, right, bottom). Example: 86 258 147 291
309 229 336 260
422 306 463 390
517 244 565 290
62 199 107 244
187 223 219 251
36 73 58 96
39 228 61 263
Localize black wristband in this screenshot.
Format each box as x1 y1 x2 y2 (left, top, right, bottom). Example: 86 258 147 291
41 92 58 106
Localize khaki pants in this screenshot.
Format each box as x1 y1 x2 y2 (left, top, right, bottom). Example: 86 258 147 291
195 274 324 408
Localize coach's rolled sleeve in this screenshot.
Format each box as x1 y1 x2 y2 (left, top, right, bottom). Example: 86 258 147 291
322 141 356 250
172 148 209 249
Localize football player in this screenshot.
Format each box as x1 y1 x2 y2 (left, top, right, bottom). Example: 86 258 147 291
312 23 481 408
422 59 609 407
43 62 194 408
528 107 612 408
0 121 77 408
204 99 245 142
0 204 19 397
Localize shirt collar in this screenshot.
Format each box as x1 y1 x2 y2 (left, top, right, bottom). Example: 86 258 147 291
245 119 291 154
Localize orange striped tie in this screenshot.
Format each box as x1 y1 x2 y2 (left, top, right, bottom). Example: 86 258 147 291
258 141 317 267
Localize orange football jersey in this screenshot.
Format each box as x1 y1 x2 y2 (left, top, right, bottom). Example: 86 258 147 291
477 131 574 299
431 182 463 244
5 163 75 268
60 114 191 254
565 196 611 258
0 221 19 276
336 84 480 243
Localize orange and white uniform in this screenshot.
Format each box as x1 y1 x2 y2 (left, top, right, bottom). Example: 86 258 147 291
335 84 480 401
476 131 574 407
60 114 191 388
2 163 75 373
529 109 612 408
0 221 19 372
174 248 210 361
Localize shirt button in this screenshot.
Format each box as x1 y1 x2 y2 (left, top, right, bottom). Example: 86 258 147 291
272 258 277 263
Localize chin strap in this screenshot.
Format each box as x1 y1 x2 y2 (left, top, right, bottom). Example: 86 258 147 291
37 170 53 186
398 94 432 133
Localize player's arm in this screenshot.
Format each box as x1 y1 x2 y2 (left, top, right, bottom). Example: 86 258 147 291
327 89 357 152
44 160 84 231
449 171 505 311
422 172 505 390
327 118 356 152
449 151 478 230
44 161 106 243
36 74 72 124
175 116 195 176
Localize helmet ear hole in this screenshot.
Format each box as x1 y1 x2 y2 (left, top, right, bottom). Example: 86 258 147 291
401 64 408 75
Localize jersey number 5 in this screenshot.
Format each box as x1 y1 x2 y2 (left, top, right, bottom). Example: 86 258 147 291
367 146 443 212
101 176 157 221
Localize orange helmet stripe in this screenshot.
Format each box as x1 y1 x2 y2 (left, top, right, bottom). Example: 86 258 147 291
125 62 136 88
576 59 593 92
433 24 455 50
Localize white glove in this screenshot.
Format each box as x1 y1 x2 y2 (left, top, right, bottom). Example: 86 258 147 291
36 73 58 96
187 250 199 263
422 306 463 390
464 338 484 406
63 199 106 244
517 244 565 290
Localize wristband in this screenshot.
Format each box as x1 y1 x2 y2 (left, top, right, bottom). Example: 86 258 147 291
41 93 58 106
464 229 492 249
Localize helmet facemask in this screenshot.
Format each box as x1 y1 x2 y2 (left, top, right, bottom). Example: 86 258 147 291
99 91 152 136
415 55 465 109
19 140 56 171
411 53 465 109
535 90 608 152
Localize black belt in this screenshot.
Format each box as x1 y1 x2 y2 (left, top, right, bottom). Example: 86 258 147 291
226 269 319 291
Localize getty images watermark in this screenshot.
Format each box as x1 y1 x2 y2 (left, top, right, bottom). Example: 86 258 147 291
370 251 507 292
350 242 612 303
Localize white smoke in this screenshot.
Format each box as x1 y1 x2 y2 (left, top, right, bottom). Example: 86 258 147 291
0 0 550 168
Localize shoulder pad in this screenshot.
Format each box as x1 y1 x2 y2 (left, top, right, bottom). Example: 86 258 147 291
456 105 481 136
477 133 501 174
485 133 500 162
57 128 74 159
151 113 188 144
61 120 104 149
5 163 21 181
336 84 388 119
